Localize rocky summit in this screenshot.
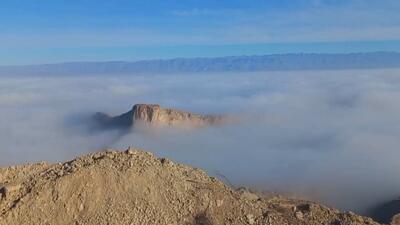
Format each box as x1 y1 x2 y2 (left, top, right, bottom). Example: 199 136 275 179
93 104 225 130
0 148 381 225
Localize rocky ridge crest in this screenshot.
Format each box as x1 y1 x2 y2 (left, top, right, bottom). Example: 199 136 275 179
0 148 380 225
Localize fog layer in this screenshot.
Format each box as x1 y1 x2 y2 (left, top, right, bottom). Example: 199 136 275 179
1 69 400 214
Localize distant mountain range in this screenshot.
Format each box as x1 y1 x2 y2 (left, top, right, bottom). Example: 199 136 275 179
1 52 400 75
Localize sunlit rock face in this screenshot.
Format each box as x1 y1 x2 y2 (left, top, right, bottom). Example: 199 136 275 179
94 104 225 130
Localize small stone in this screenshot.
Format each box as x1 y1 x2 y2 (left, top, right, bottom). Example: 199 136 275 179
237 188 260 201
57 170 64 177
160 158 174 166
79 203 84 212
106 153 116 159
92 153 104 160
125 147 135 155
216 199 223 207
246 214 255 224
297 203 312 212
295 211 304 220
2 183 22 196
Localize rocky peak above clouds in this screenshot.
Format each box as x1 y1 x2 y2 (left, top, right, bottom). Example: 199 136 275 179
93 103 225 130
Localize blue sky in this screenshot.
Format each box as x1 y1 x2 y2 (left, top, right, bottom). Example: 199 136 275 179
1 0 400 65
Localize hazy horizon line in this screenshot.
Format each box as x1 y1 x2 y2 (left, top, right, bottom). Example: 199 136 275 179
1 51 399 67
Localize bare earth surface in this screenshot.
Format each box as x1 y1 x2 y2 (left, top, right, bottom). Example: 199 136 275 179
0 149 381 225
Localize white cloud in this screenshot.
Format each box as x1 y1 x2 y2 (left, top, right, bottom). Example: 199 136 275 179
2 69 400 216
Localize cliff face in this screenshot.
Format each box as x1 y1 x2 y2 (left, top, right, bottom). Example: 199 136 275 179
132 104 223 128
94 104 224 129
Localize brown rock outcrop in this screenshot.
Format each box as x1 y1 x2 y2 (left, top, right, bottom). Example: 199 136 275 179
94 104 225 129
132 104 223 127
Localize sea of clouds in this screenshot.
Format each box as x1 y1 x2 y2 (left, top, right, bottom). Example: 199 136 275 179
1 69 400 215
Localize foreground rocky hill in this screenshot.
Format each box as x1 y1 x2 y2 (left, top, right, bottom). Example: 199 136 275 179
0 149 380 225
94 104 225 129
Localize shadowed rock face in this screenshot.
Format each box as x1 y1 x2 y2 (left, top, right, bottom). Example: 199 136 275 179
368 198 400 224
93 104 224 130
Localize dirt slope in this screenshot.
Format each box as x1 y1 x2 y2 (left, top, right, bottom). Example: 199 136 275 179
0 149 380 225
